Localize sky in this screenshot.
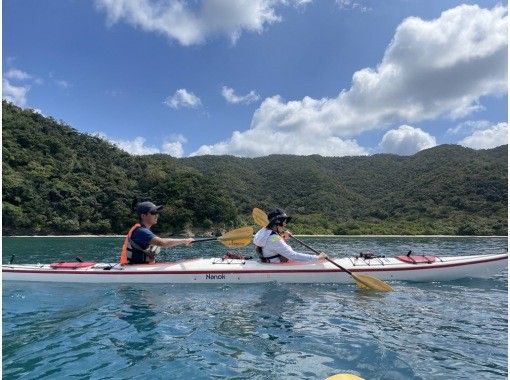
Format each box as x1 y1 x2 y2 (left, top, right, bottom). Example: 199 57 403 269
2 0 508 157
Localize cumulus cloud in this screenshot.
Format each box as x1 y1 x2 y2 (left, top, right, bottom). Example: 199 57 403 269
458 122 508 149
2 67 38 107
108 136 160 155
379 125 436 155
252 4 507 137
162 135 187 157
222 86 260 105
165 89 202 109
191 5 507 157
447 119 508 149
2 79 29 107
96 133 188 157
190 5 508 156
191 129 368 157
95 0 311 46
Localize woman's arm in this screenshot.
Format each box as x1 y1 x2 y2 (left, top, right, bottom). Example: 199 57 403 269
270 236 320 262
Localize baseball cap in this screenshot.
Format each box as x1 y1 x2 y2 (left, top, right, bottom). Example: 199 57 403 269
136 201 163 215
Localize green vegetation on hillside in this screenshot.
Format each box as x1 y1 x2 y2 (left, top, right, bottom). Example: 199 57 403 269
2 101 508 236
2 102 238 236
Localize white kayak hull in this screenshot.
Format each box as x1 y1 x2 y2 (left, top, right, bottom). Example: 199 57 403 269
2 253 507 284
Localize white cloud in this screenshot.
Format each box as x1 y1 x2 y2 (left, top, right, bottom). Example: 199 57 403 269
337 0 372 12
222 86 260 105
379 125 436 155
253 4 507 136
447 120 493 135
109 136 160 155
162 135 187 157
32 108 46 117
96 133 188 157
191 4 507 157
191 128 368 157
458 122 508 149
5 69 32 81
165 89 202 109
95 0 303 46
2 67 38 107
2 79 29 107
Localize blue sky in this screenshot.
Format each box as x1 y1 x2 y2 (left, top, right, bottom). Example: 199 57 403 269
3 0 508 157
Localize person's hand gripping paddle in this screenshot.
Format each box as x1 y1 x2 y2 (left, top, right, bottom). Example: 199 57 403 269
252 208 393 292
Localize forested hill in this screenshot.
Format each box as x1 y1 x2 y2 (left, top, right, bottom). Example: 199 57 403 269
2 101 508 236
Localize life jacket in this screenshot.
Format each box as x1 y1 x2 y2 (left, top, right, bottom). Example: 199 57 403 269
120 224 157 265
254 230 289 263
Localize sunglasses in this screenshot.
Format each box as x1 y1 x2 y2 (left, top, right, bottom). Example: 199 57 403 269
150 211 159 215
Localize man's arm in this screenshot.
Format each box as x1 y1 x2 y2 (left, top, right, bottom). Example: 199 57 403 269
150 236 193 248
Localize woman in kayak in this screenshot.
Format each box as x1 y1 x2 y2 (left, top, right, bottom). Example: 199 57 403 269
120 201 193 265
253 208 328 263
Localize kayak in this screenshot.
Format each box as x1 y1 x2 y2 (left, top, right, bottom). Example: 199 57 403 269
2 252 507 284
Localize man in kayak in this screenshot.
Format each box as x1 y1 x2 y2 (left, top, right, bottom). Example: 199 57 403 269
120 201 193 265
253 208 328 263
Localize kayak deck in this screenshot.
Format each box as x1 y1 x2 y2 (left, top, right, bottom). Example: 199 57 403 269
2 253 507 284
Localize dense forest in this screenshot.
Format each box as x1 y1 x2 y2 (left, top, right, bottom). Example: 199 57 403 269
2 101 508 236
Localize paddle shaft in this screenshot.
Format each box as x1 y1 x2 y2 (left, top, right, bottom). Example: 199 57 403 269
252 208 392 291
253 207 348 270
289 234 354 275
192 237 218 243
190 226 253 244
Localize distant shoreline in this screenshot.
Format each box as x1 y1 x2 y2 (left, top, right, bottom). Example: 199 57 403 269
3 235 507 238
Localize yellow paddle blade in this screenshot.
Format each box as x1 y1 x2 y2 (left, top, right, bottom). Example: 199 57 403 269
252 208 269 227
325 374 364 380
352 273 394 292
217 227 254 248
218 237 252 248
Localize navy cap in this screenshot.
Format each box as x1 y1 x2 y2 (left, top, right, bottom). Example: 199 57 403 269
136 201 163 215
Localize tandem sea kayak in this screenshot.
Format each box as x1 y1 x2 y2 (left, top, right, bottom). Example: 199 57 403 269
2 252 507 284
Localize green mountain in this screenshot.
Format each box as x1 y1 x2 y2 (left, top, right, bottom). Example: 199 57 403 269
2 101 508 236
2 102 237 236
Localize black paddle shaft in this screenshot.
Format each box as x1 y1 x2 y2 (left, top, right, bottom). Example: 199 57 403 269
289 234 354 275
192 237 217 243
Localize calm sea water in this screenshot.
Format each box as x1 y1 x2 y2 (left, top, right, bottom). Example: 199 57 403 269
2 236 508 380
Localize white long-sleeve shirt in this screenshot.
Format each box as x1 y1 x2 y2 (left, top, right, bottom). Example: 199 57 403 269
253 228 319 262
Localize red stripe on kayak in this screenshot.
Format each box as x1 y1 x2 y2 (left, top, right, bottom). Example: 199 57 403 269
2 255 507 275
357 254 508 273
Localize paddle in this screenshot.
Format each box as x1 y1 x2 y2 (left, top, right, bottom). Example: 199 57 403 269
252 208 393 292
192 226 254 248
325 374 364 380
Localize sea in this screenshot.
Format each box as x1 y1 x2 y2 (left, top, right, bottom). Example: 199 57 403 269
2 236 508 380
